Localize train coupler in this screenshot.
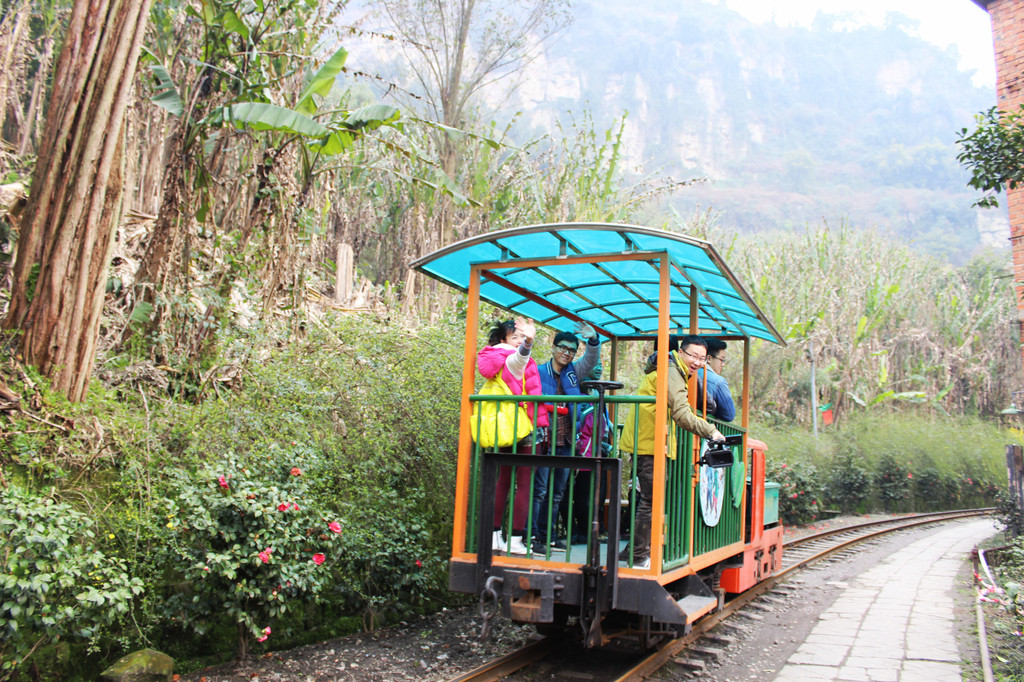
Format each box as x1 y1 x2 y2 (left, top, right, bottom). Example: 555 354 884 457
500 569 560 623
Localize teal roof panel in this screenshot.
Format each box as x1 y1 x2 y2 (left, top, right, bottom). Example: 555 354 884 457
410 223 784 344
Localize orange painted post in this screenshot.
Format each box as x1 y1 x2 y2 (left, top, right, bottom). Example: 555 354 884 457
452 266 482 554
651 255 671 572
739 337 751 540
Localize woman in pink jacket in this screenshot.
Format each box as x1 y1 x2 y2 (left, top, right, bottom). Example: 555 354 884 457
477 317 549 555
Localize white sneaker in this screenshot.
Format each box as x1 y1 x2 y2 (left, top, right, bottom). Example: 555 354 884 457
492 530 507 552
508 535 529 555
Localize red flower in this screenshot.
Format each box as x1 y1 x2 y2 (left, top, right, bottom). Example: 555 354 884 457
218 476 229 489
415 559 422 568
781 463 787 469
790 493 798 499
291 503 300 511
312 553 326 565
258 547 273 564
277 503 289 512
290 467 302 476
328 522 342 534
907 473 913 479
256 626 271 643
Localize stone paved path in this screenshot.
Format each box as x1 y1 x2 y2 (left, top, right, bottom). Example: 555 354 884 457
772 518 997 682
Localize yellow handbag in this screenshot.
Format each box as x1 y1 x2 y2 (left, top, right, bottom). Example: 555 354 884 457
470 373 533 447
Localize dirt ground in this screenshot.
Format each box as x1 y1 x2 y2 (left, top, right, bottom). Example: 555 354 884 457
177 515 994 682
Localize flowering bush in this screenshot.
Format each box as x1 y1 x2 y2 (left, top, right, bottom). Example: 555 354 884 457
162 458 343 659
909 460 960 511
0 487 143 679
874 453 910 511
766 460 822 525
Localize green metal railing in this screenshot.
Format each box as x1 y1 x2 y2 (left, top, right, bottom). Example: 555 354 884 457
693 420 745 557
464 392 746 570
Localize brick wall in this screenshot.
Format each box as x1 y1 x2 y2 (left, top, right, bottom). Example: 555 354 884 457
982 0 1024 348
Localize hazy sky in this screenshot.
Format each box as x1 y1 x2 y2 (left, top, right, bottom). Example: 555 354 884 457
721 0 996 88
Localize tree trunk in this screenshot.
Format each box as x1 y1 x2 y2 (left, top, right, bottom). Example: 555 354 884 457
0 1 31 147
2 0 152 402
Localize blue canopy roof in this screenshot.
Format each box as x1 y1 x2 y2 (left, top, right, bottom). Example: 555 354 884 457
410 223 784 344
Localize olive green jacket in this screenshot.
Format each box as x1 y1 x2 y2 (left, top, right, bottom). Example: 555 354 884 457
619 351 718 456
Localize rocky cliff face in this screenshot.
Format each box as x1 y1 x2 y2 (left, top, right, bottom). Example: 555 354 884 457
346 0 1003 262
498 0 1002 261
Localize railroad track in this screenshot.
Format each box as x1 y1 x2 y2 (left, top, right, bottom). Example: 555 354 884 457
447 508 993 682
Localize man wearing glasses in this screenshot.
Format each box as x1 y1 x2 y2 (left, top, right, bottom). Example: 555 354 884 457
698 338 735 422
532 322 600 553
619 335 725 568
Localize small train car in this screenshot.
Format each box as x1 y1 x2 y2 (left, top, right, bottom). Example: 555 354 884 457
411 223 786 646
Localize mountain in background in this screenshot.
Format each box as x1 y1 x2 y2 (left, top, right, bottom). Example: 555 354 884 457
348 0 1005 264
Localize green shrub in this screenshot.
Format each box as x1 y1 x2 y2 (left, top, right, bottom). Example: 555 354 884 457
908 457 962 511
331 491 445 631
874 453 910 511
0 487 143 680
990 538 1024 679
826 454 871 513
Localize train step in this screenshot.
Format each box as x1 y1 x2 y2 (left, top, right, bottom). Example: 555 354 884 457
677 594 719 624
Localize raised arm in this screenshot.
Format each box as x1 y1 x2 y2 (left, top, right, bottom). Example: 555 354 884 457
572 321 601 380
504 317 536 379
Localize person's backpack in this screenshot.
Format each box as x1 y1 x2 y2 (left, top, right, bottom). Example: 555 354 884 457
576 402 612 457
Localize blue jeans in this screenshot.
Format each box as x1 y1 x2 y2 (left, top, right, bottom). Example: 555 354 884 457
531 443 571 542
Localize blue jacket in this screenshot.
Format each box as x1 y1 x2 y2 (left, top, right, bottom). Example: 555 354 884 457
538 338 600 426
697 367 735 422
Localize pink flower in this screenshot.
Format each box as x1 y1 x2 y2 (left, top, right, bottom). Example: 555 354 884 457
781 463 787 468
258 547 273 564
292 503 300 511
277 503 289 512
907 473 913 479
312 553 326 566
256 626 271 642
328 522 342 534
790 493 798 499
218 476 229 489
290 467 302 476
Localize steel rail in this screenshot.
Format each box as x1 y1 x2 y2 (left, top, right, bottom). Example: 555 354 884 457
784 508 994 551
445 635 563 682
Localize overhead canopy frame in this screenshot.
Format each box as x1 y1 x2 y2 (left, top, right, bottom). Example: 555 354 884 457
410 223 785 345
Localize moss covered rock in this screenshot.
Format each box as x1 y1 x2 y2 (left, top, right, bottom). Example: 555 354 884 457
100 648 174 681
